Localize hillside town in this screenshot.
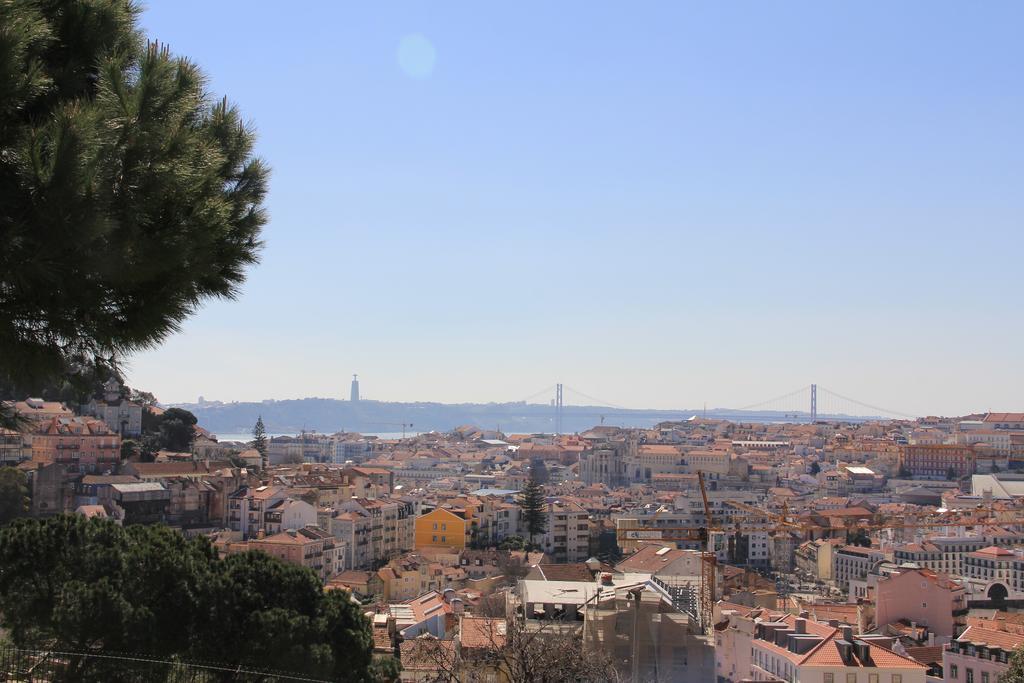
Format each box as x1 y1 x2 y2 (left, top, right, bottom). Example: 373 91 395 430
5 382 1024 682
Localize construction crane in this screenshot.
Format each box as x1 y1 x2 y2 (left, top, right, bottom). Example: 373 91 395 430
365 422 415 439
697 472 717 635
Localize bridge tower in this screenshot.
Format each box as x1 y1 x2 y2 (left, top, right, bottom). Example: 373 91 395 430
810 384 817 421
555 383 564 435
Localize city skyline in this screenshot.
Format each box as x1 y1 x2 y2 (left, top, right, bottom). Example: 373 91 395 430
126 1 1024 416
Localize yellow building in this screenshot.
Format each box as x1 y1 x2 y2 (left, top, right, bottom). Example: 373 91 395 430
414 507 467 551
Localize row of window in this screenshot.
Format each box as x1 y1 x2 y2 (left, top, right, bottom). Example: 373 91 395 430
949 663 992 683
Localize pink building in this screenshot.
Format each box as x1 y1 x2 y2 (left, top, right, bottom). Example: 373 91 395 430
943 625 1023 683
874 568 967 640
31 416 120 474
232 526 344 583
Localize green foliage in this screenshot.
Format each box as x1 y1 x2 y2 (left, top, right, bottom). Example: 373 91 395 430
517 469 547 545
808 460 820 475
0 0 268 392
119 439 138 461
368 656 402 683
528 458 549 485
1004 646 1024 683
253 415 267 469
141 407 197 456
0 516 384 680
946 466 957 481
498 535 527 551
128 389 157 407
0 467 29 524
846 528 871 548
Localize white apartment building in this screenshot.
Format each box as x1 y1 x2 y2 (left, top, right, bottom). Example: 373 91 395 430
538 500 590 563
832 545 887 594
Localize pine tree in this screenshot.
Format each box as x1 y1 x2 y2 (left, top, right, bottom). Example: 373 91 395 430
517 467 547 548
253 416 267 471
0 0 269 394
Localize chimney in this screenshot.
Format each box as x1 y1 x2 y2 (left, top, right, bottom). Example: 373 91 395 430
841 625 854 642
601 572 614 586
795 618 807 634
828 619 840 628
799 610 810 619
928 632 935 646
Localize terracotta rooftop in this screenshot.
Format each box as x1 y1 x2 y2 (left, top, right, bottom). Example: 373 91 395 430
459 616 506 650
957 625 1024 650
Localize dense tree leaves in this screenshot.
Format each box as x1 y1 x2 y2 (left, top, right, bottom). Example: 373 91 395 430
0 0 268 391
517 468 547 547
253 415 267 470
0 516 386 680
0 467 29 524
153 407 198 452
1005 646 1024 683
139 406 197 456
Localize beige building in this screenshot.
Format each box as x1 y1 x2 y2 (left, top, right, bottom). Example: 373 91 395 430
716 610 927 682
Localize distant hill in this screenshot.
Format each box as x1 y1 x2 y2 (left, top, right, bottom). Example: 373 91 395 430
171 398 691 436
172 397 873 437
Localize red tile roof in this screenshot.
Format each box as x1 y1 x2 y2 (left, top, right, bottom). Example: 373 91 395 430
957 625 1024 650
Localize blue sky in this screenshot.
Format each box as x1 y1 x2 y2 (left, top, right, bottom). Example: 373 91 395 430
129 1 1024 416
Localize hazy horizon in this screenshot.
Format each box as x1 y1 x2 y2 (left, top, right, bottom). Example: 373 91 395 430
127 1 1024 417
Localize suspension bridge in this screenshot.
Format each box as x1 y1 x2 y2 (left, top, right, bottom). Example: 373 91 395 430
511 383 916 433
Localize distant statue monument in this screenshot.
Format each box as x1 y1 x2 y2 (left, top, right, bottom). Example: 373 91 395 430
350 374 360 402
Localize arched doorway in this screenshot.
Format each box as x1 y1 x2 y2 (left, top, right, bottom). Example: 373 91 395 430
988 583 1009 604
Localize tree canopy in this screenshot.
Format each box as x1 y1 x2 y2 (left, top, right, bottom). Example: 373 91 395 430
0 516 389 681
517 468 547 547
0 0 268 393
0 467 29 524
1004 646 1024 683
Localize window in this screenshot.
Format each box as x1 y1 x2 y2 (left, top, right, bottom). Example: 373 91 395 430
869 675 878 683
432 535 437 542
441 536 446 543
441 523 447 531
824 675 834 683
950 664 958 679
981 673 989 683
847 674 856 683
892 677 901 683
432 523 437 530
965 670 973 683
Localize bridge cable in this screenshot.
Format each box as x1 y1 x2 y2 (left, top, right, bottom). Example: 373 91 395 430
817 386 917 420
